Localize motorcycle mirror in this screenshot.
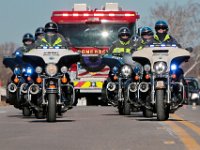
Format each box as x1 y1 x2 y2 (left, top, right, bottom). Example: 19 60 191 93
185 47 193 53
137 27 142 37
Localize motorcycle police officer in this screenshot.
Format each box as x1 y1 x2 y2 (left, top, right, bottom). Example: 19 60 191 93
108 27 136 55
154 20 181 47
35 22 68 47
35 27 45 41
14 33 35 55
137 26 154 50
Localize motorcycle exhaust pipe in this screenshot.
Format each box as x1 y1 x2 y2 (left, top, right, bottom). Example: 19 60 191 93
20 83 28 94
8 83 17 93
106 82 116 92
128 82 137 93
139 82 149 92
29 84 40 95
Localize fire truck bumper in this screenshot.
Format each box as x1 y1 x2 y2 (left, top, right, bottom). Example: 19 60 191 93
73 81 104 93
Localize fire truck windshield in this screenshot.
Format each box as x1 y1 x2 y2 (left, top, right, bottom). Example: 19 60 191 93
58 23 135 47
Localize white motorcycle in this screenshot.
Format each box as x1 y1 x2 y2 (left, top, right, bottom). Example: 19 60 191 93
132 44 190 120
22 47 80 122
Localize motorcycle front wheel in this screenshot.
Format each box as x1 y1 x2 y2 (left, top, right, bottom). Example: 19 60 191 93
123 89 131 115
156 89 169 121
47 94 56 122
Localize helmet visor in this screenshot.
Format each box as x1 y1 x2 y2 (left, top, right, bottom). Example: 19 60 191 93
120 33 130 37
155 26 168 30
141 31 153 36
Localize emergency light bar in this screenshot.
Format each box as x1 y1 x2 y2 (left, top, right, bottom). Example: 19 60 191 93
54 13 136 17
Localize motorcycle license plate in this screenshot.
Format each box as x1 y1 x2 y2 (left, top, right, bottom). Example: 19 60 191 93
156 81 165 88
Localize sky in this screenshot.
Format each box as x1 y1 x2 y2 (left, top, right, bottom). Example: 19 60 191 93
0 0 197 45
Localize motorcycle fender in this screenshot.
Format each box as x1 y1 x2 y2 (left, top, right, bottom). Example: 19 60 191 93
155 81 165 89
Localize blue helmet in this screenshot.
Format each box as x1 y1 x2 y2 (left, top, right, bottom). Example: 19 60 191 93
22 33 35 43
141 26 154 36
155 20 168 31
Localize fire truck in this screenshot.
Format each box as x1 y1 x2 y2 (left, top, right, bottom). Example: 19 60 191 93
51 3 140 105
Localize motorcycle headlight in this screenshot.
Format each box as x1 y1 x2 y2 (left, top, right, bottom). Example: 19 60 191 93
170 64 177 71
153 62 167 74
191 93 199 100
112 66 118 74
45 64 58 76
35 66 43 74
144 64 151 72
15 50 23 57
61 66 68 74
121 65 132 78
133 65 141 74
14 67 21 75
26 67 33 75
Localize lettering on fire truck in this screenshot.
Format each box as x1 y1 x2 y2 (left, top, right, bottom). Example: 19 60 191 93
81 49 107 55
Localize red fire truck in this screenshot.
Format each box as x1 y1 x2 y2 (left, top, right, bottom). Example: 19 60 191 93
51 3 140 105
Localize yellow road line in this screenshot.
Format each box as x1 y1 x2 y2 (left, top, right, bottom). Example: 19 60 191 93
172 114 200 136
165 121 200 150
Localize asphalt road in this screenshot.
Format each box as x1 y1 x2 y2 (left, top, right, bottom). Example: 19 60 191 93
0 104 200 150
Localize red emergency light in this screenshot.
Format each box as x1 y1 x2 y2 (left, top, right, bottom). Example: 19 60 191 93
51 10 140 24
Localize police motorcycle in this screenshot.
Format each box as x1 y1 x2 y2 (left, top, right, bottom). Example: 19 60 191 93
132 44 190 121
102 53 142 115
21 46 80 122
3 52 34 116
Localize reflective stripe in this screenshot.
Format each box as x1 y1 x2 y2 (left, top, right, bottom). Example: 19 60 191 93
73 81 103 88
41 38 50 46
119 40 130 45
112 48 131 53
137 46 143 50
113 48 124 53
163 34 170 41
154 34 170 42
53 37 62 46
40 37 62 46
137 40 145 51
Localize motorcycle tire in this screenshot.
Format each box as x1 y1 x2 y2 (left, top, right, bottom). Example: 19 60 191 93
35 111 45 119
142 107 153 118
22 107 32 116
123 89 131 115
118 101 124 115
156 89 169 121
143 96 153 118
47 94 56 122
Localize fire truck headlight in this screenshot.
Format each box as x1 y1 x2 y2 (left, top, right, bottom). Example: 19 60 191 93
101 31 109 38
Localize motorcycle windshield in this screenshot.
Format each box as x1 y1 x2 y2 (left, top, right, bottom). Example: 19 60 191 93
102 54 124 69
22 48 80 68
132 46 190 71
3 56 30 71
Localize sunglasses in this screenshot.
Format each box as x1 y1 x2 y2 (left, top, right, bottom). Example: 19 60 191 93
155 26 167 30
141 32 153 36
121 33 130 37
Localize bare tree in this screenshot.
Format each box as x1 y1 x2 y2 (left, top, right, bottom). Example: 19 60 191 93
0 42 18 86
149 1 200 78
0 42 17 56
